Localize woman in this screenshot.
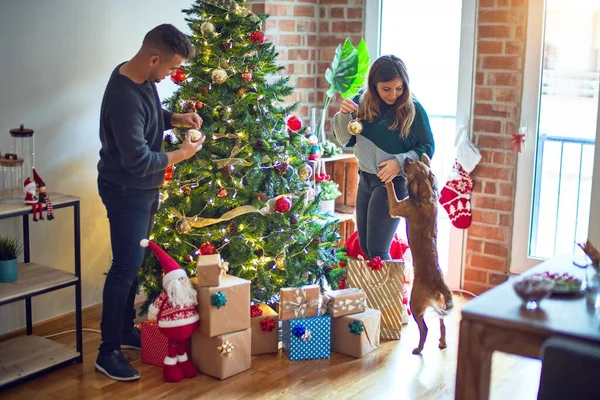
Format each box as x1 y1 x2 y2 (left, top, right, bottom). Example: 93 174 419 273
332 55 435 260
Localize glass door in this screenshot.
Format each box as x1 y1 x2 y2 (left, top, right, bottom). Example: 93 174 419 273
366 0 478 288
512 0 600 272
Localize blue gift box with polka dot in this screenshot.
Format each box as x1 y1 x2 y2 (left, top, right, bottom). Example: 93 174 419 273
282 315 331 361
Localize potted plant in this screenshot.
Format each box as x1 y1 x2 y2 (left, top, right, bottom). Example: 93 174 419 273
317 180 342 214
0 235 23 283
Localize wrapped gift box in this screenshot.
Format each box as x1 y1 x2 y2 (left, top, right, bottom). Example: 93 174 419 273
331 308 381 358
323 288 367 318
282 315 331 361
279 284 320 321
193 274 250 337
346 259 405 339
191 327 251 380
140 321 191 367
196 254 226 287
251 303 279 355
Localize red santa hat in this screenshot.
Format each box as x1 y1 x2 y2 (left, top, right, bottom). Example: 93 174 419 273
140 239 187 287
32 168 45 186
23 176 36 192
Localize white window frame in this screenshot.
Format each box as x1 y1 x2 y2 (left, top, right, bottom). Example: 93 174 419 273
510 0 547 274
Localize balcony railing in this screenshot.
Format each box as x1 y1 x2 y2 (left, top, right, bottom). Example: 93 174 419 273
530 134 596 259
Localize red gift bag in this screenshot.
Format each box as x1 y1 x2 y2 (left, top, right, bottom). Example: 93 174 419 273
140 321 192 367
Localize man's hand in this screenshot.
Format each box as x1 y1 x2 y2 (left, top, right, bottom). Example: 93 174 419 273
377 159 401 183
166 130 206 165
172 112 203 129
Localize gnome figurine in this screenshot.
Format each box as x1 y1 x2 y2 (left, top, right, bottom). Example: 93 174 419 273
23 177 44 221
33 169 54 220
142 239 199 383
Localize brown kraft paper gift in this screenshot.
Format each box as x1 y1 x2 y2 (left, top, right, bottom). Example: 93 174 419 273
279 284 320 321
251 304 279 355
195 254 227 287
191 327 251 380
323 288 367 317
331 308 381 358
193 274 250 337
346 259 405 340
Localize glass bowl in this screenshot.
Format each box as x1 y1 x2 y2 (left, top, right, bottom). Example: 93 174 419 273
511 274 555 310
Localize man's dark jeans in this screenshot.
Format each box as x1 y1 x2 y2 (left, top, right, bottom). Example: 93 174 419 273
97 177 159 355
356 170 408 260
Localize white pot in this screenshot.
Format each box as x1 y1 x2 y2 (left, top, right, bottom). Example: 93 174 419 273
319 199 336 214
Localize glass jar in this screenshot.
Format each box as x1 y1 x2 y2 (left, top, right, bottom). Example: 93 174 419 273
0 153 24 202
9 124 35 179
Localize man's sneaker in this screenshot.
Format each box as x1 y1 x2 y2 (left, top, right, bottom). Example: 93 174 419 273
121 326 141 350
95 350 140 381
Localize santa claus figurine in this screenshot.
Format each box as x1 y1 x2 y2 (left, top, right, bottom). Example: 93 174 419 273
141 238 199 383
23 176 44 221
33 168 54 220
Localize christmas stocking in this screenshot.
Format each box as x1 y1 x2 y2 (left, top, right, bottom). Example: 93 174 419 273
439 161 473 229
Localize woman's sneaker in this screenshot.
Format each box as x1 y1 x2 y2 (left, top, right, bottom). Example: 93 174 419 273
95 350 140 381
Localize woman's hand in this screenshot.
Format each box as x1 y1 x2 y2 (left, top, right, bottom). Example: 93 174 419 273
377 159 401 183
339 99 359 114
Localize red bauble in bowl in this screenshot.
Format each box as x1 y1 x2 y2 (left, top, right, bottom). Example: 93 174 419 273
250 31 265 45
286 115 302 132
275 196 292 213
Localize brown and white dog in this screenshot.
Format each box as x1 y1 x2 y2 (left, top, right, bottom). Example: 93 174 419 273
384 154 454 354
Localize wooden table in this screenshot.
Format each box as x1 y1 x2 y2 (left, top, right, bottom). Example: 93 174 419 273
455 255 600 399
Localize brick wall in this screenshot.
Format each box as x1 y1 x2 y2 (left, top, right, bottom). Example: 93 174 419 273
249 0 365 125
463 0 528 294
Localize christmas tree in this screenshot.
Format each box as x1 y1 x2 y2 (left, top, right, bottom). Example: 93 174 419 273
139 0 344 312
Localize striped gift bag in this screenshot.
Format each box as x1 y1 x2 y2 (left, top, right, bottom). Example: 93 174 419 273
346 259 405 340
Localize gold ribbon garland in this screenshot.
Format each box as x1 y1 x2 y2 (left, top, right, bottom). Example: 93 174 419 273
170 194 293 229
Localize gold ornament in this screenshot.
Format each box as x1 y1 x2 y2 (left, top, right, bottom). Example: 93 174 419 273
176 219 192 234
275 256 285 270
238 87 247 96
211 68 228 84
200 21 215 36
347 119 363 136
298 164 312 181
182 186 192 196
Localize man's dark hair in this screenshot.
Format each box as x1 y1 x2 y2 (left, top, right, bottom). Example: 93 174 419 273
143 24 195 59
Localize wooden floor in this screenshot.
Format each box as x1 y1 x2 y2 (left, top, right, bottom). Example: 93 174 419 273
1 296 542 400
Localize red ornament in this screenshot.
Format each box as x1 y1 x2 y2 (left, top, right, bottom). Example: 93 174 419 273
200 242 217 255
286 115 303 132
367 256 385 271
241 71 253 83
250 304 263 317
275 196 291 213
250 31 265 45
218 188 228 198
194 101 204 110
260 316 276 332
170 67 187 84
164 165 174 181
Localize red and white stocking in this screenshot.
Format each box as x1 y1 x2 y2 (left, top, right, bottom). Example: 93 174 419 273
439 161 473 229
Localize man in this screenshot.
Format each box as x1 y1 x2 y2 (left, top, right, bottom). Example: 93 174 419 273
95 23 205 381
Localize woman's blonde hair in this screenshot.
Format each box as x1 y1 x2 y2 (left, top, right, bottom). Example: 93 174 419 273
357 55 415 137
